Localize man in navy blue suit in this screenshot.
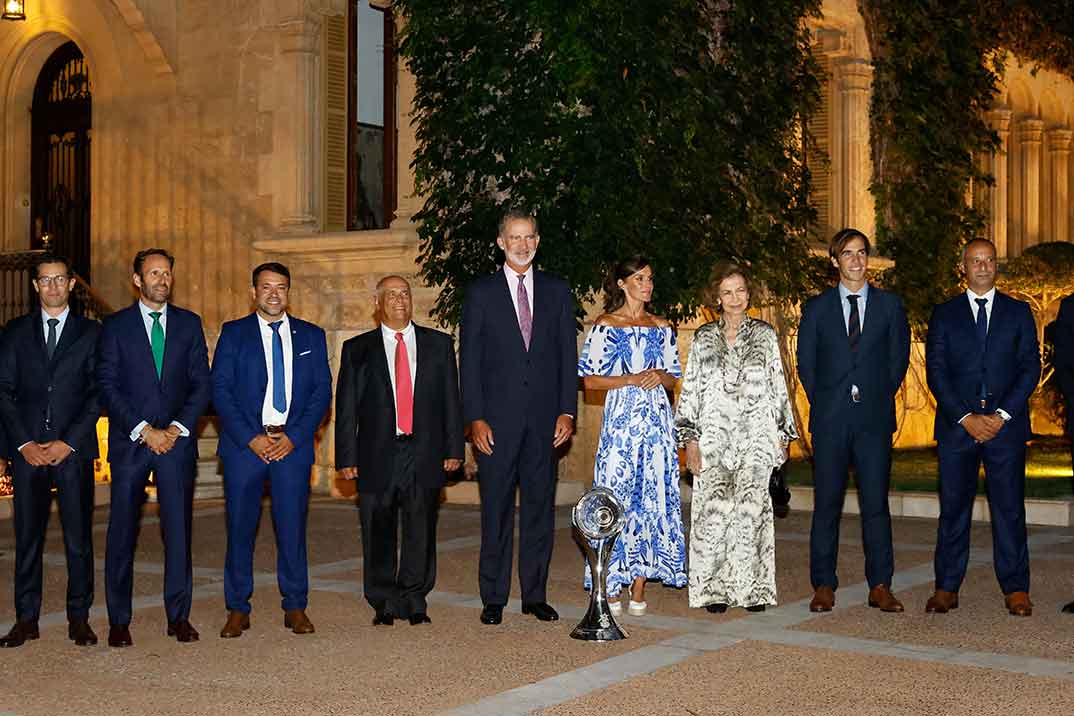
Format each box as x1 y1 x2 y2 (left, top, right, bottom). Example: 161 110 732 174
460 207 577 626
796 228 911 614
97 248 211 647
212 262 331 638
925 238 1040 617
0 254 98 648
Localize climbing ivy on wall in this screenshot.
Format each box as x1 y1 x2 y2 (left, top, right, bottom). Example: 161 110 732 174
397 0 823 327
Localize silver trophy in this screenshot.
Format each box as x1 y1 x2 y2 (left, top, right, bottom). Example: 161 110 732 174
571 487 628 641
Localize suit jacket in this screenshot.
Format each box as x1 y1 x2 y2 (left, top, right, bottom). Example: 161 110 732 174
459 269 577 442
0 311 100 457
334 324 464 493
796 284 911 435
926 290 1040 445
96 301 211 463
212 313 332 465
1051 293 1074 434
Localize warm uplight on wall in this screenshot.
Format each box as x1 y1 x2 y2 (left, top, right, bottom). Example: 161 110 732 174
2 0 26 22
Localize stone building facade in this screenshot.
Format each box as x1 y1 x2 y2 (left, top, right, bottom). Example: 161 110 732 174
1 0 1073 496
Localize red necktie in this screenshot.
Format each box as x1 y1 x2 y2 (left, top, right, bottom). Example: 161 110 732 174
395 332 413 434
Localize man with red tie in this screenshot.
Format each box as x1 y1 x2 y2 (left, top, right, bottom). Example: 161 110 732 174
335 276 464 626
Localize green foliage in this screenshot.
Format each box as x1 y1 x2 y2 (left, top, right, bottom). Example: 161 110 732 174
860 1 1074 335
397 0 822 327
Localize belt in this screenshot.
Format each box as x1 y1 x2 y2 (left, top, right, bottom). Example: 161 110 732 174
394 433 414 443
264 425 286 435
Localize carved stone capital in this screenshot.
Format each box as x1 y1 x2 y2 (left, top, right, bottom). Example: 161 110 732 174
985 108 1012 134
838 59 873 94
279 16 319 54
1017 119 1044 145
1047 129 1073 153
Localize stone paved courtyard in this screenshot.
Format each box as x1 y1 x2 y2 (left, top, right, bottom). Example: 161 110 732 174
1 495 1073 715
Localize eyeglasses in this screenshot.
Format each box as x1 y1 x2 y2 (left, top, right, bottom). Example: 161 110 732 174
35 274 70 286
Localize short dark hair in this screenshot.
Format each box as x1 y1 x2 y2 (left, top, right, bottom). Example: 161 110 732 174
133 248 175 275
33 253 72 278
828 228 871 260
603 255 652 312
498 206 538 236
252 262 291 286
708 261 754 311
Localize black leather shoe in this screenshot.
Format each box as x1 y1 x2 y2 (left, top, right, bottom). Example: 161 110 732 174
108 624 133 648
480 604 503 625
68 620 98 646
521 602 559 622
373 608 394 626
0 621 39 648
746 605 766 612
705 603 728 614
409 613 431 625
1062 599 1074 614
167 620 200 642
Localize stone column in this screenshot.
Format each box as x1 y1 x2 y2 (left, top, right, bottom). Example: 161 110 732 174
1048 129 1072 244
837 59 874 237
276 16 320 233
390 58 420 231
1016 119 1043 255
986 109 1011 257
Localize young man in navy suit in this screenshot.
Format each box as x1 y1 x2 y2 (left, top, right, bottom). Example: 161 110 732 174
212 263 331 638
97 249 211 647
925 238 1040 616
460 208 577 626
0 254 99 648
796 228 911 614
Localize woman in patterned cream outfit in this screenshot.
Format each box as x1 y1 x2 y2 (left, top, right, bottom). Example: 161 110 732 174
578 256 687 616
676 262 798 613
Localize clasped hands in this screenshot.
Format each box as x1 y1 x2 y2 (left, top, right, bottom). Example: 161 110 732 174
471 414 574 457
141 425 182 455
628 369 667 391
337 458 463 481
248 432 295 464
20 441 73 466
961 413 1005 443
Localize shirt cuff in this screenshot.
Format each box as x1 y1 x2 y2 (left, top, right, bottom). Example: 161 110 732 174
130 420 149 442
170 421 191 437
17 441 31 452
996 409 1012 422
957 413 972 424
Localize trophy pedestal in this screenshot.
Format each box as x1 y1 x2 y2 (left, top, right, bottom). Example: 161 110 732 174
570 600 628 641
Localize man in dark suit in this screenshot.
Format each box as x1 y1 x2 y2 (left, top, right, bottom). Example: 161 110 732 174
1051 291 1074 615
0 254 98 648
796 228 911 614
335 275 463 626
212 263 331 638
925 238 1040 617
97 248 211 646
460 208 577 626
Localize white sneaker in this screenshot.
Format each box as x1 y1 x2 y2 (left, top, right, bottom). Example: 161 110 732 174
628 600 647 616
608 601 622 615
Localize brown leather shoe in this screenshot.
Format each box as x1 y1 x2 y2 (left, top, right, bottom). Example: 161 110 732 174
925 589 959 613
0 621 40 648
167 620 200 642
867 584 905 613
283 609 315 634
809 586 835 612
1004 591 1033 617
68 620 98 646
108 624 133 648
219 611 251 639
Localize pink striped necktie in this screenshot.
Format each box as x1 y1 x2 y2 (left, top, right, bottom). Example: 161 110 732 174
516 273 532 350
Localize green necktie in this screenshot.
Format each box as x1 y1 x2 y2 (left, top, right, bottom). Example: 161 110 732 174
149 311 165 378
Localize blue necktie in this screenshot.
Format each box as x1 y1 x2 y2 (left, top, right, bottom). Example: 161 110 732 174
269 321 287 412
975 298 988 351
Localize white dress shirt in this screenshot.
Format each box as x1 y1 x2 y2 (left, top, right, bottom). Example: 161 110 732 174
381 322 417 435
130 301 190 441
504 264 534 324
258 313 294 426
41 306 71 345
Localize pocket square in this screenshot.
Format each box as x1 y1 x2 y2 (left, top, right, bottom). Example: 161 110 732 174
299 349 312 356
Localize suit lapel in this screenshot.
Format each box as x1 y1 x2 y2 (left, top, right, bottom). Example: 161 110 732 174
50 314 83 367
371 328 396 426
530 270 551 350
413 325 429 404
287 316 305 410
246 313 269 394
128 303 160 384
30 312 48 365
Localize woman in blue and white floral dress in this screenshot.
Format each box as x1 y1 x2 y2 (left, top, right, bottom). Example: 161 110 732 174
578 256 687 616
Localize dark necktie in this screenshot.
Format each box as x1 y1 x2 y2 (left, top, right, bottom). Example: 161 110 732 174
45 318 59 360
269 321 287 412
975 297 988 350
846 295 861 351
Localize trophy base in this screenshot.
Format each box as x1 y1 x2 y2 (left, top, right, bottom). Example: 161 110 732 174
570 622 629 641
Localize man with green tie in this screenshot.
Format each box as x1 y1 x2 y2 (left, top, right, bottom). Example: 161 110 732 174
97 249 211 647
